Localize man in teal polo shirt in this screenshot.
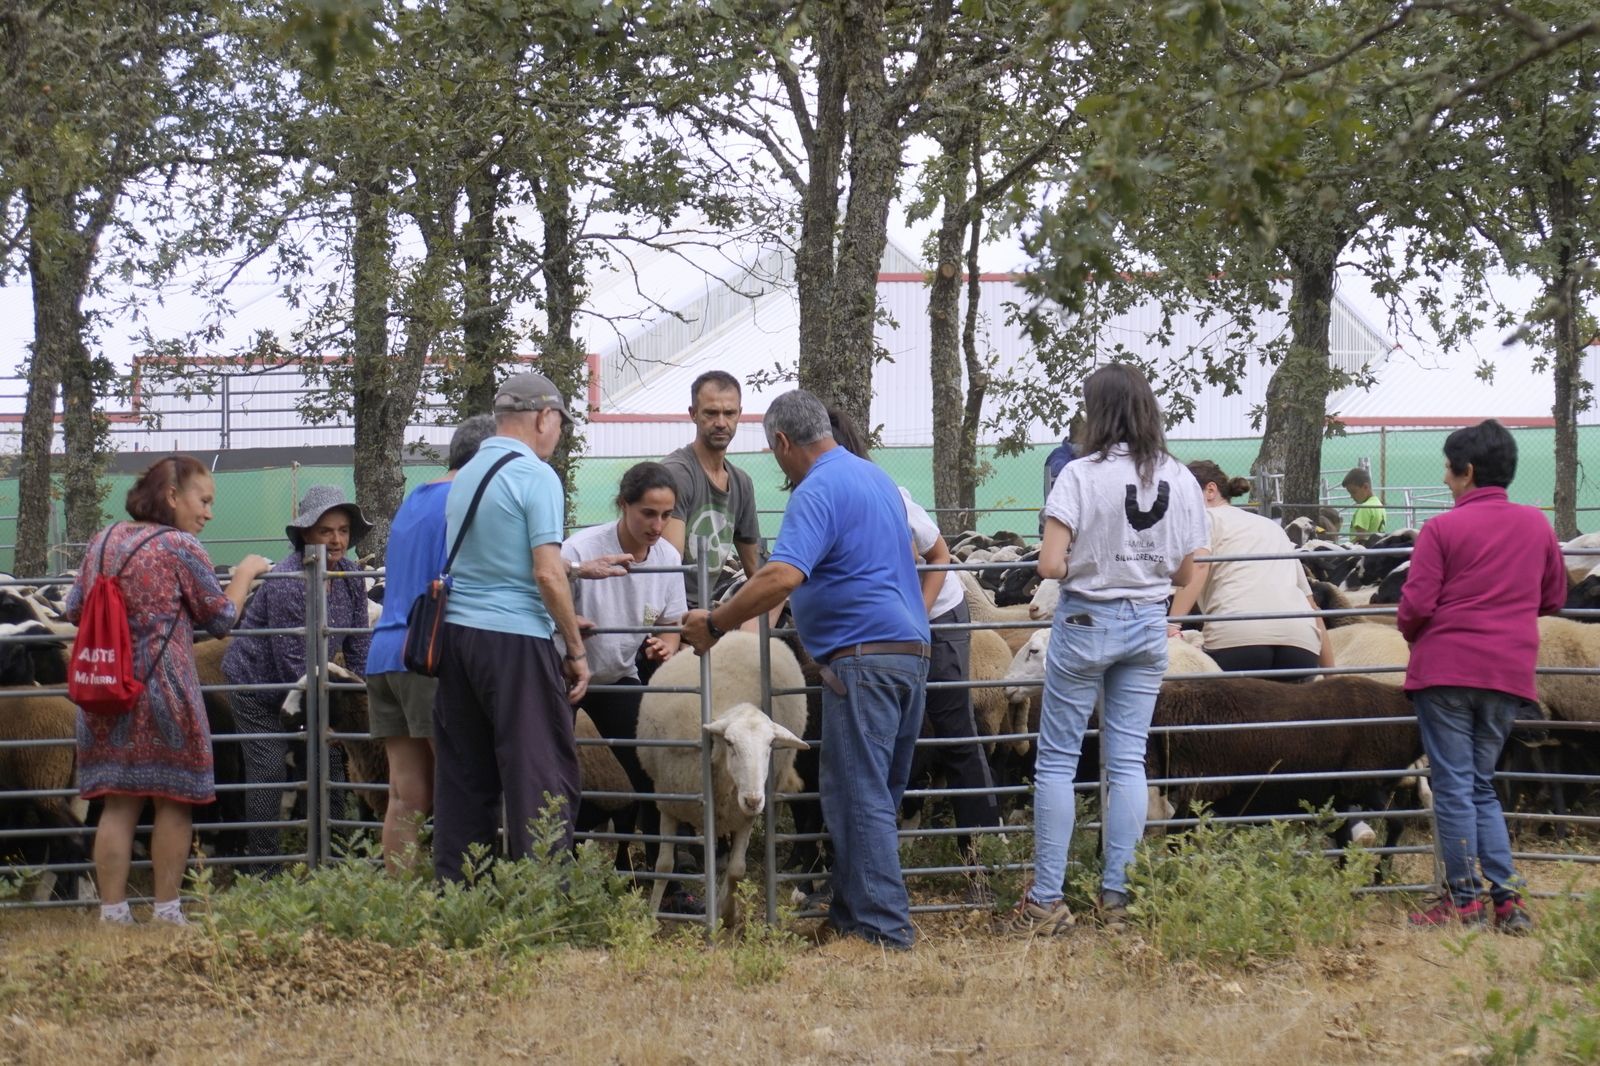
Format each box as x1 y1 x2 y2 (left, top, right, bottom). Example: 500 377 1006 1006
432 371 630 880
680 389 930 949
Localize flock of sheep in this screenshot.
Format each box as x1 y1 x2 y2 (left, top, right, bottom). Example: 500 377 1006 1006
2 523 1599 913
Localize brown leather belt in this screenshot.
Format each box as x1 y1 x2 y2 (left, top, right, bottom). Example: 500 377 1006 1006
825 641 932 663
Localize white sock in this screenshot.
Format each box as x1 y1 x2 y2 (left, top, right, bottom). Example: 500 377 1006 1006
152 898 184 922
100 901 132 923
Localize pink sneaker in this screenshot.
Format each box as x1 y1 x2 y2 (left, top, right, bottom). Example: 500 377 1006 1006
1408 896 1487 929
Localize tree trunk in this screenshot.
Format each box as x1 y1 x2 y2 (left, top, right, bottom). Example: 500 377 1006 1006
1548 265 1583 541
533 173 586 510
793 9 846 411
17 188 97 575
928 141 970 536
814 0 896 430
958 191 989 529
459 163 505 418
59 334 107 564
1252 241 1341 523
347 180 399 562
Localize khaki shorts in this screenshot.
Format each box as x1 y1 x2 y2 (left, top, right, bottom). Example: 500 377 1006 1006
366 671 437 740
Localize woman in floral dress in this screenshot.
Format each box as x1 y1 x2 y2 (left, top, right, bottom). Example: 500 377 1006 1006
67 456 268 925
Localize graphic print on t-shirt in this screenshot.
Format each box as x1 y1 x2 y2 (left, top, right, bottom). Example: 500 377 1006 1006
684 500 735 571
1124 481 1171 531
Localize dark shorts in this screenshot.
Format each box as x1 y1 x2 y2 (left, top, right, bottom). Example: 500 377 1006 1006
367 670 437 739
1207 644 1320 681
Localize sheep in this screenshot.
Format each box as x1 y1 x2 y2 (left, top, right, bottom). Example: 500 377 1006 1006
637 633 808 920
1369 561 1410 606
573 709 643 870
1562 533 1600 583
1028 578 1061 622
1535 617 1600 724
1328 623 1410 686
0 691 90 900
999 629 1222 758
1308 580 1377 629
281 663 390 821
1565 563 1600 622
968 628 1015 742
993 548 1042 607
0 589 73 686
1298 539 1361 587
957 570 1038 654
1148 676 1423 858
1344 529 1417 589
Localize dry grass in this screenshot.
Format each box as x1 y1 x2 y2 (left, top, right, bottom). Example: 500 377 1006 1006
0 899 1556 1066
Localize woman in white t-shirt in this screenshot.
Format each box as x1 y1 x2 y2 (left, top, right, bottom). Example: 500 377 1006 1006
561 462 689 897
1167 461 1333 679
1006 364 1208 935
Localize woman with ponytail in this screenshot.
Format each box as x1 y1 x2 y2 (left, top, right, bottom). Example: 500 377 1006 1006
1167 460 1333 679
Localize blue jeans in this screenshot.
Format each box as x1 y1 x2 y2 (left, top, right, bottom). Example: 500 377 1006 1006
820 651 929 948
1033 594 1167 903
1413 686 1528 905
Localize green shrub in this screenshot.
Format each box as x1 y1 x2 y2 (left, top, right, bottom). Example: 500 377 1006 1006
1125 810 1376 966
726 881 802 987
1537 886 1600 986
195 800 653 959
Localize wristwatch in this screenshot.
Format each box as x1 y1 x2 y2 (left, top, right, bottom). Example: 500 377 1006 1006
566 559 582 580
705 610 726 639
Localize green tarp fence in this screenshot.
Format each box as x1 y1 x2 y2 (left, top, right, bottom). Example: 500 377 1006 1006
1 426 1594 570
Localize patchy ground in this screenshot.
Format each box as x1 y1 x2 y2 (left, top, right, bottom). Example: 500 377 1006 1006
0 900 1558 1066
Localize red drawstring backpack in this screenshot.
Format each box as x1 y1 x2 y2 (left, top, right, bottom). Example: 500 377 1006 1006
69 524 180 716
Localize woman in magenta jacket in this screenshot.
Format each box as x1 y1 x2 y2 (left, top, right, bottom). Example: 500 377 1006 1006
1397 420 1567 933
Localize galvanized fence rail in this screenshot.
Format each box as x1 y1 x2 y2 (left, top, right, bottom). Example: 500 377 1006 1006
3 540 1598 924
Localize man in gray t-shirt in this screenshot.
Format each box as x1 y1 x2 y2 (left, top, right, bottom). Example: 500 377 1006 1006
662 370 762 607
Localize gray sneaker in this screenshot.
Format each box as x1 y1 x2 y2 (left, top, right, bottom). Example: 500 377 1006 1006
1001 893 1073 936
1098 889 1131 929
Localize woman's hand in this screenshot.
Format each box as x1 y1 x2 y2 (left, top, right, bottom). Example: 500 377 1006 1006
233 554 272 582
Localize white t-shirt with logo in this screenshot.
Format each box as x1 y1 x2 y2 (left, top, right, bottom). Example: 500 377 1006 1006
899 487 965 619
560 521 688 683
1043 446 1208 603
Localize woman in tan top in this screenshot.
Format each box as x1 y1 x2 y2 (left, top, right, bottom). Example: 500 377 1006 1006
1168 461 1333 681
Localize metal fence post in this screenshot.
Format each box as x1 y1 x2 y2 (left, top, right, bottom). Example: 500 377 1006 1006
302 543 328 867
759 609 778 925
696 537 719 936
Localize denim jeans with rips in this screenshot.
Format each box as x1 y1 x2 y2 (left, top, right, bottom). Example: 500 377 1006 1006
819 651 929 949
1413 685 1529 906
1032 593 1168 905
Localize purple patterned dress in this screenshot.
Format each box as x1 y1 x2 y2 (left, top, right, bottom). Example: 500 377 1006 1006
65 523 236 804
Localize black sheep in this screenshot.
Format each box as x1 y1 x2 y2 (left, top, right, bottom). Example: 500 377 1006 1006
1148 677 1423 859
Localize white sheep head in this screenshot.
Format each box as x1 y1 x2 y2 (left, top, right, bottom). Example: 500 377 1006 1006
1028 579 1061 621
1003 629 1050 702
704 702 808 817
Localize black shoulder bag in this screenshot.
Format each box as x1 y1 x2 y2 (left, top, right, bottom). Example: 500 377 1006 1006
403 453 519 677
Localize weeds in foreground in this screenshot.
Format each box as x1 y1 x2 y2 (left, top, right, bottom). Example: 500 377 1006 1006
1455 882 1600 1064
726 880 802 987
192 800 653 960
1124 810 1376 967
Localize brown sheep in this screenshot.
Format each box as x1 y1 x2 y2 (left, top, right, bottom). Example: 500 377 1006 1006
1149 676 1422 851
0 691 88 899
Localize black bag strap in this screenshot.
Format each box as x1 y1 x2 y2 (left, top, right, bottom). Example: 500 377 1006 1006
94 521 183 684
442 452 521 576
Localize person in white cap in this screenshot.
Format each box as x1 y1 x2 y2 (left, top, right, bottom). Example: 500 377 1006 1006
432 370 631 879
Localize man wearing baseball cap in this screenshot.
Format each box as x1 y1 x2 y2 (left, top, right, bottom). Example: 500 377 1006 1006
432 370 631 878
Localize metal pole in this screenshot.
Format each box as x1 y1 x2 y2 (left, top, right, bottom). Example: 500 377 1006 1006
302 543 328 867
696 537 718 936
220 374 231 451
759 607 777 925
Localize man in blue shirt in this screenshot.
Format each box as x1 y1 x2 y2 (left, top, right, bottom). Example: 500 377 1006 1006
1039 430 1077 535
681 390 930 949
432 372 630 881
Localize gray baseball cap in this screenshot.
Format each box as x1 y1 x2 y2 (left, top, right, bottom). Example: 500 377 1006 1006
494 371 574 425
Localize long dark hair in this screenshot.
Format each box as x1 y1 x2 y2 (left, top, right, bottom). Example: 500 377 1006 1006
1080 363 1170 487
126 455 210 525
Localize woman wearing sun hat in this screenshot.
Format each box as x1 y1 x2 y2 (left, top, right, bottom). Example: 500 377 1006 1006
222 485 376 862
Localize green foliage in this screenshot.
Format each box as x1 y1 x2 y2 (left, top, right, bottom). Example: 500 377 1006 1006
194 802 653 959
726 881 802 987
1124 811 1376 966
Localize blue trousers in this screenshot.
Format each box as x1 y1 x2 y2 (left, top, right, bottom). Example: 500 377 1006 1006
820 651 928 948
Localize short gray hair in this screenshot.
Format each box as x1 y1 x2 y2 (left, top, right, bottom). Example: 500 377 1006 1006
763 390 832 448
448 414 497 470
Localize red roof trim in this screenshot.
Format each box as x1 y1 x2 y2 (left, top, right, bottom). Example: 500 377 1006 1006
876 271 1022 283
1335 415 1557 428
